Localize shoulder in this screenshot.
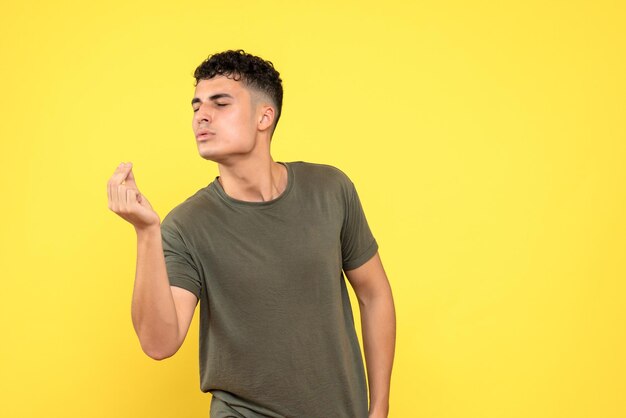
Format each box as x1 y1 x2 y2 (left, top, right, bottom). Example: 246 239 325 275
289 160 354 190
161 186 209 232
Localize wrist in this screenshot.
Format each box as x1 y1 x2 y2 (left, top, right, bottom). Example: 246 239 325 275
135 223 161 238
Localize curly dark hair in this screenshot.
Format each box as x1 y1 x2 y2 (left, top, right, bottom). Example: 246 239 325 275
193 49 283 134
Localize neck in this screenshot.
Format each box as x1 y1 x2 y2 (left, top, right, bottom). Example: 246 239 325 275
217 156 287 202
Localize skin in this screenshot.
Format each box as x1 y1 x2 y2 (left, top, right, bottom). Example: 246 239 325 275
191 75 287 203
344 253 396 418
108 73 395 417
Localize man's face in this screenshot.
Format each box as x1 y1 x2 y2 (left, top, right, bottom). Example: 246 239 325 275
191 75 262 163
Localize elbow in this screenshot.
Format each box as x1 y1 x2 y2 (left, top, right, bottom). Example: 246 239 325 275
140 339 179 361
133 321 181 361
143 346 175 361
150 354 171 361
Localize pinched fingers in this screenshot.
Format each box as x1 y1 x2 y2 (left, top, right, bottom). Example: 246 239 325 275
113 183 138 213
107 161 159 229
117 183 128 210
108 162 133 212
127 187 138 207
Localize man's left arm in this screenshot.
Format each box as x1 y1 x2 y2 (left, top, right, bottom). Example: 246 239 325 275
345 251 396 418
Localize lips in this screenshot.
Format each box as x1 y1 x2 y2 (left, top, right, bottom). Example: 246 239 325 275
196 129 216 139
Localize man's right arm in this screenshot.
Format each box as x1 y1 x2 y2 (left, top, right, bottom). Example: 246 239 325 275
107 162 197 360
131 225 198 360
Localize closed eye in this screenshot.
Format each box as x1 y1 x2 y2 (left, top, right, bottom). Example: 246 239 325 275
193 103 228 112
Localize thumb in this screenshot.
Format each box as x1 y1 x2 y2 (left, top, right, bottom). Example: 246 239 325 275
122 163 139 189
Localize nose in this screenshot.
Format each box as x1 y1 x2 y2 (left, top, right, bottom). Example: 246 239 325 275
194 102 213 124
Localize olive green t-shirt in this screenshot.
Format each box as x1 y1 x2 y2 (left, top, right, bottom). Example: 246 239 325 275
160 160 379 418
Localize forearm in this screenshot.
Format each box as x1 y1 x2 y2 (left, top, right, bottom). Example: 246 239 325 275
131 225 179 359
359 285 396 416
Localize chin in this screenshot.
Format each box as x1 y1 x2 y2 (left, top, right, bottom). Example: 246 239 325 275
198 149 226 164
198 150 217 161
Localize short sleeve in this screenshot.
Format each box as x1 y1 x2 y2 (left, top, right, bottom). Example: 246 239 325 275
160 217 203 299
340 180 379 271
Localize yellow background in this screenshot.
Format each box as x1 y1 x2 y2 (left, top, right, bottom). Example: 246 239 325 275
1 1 624 417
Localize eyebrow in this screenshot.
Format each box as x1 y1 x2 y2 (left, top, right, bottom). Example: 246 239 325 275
191 93 234 106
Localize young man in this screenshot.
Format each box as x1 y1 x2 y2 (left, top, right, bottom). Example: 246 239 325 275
107 49 396 418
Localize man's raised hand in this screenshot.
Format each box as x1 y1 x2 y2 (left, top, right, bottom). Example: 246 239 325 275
107 162 160 231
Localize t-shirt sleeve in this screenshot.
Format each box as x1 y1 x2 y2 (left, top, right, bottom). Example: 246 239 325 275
340 180 379 271
160 216 203 299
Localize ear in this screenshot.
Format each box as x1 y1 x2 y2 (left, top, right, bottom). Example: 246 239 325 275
257 104 275 132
